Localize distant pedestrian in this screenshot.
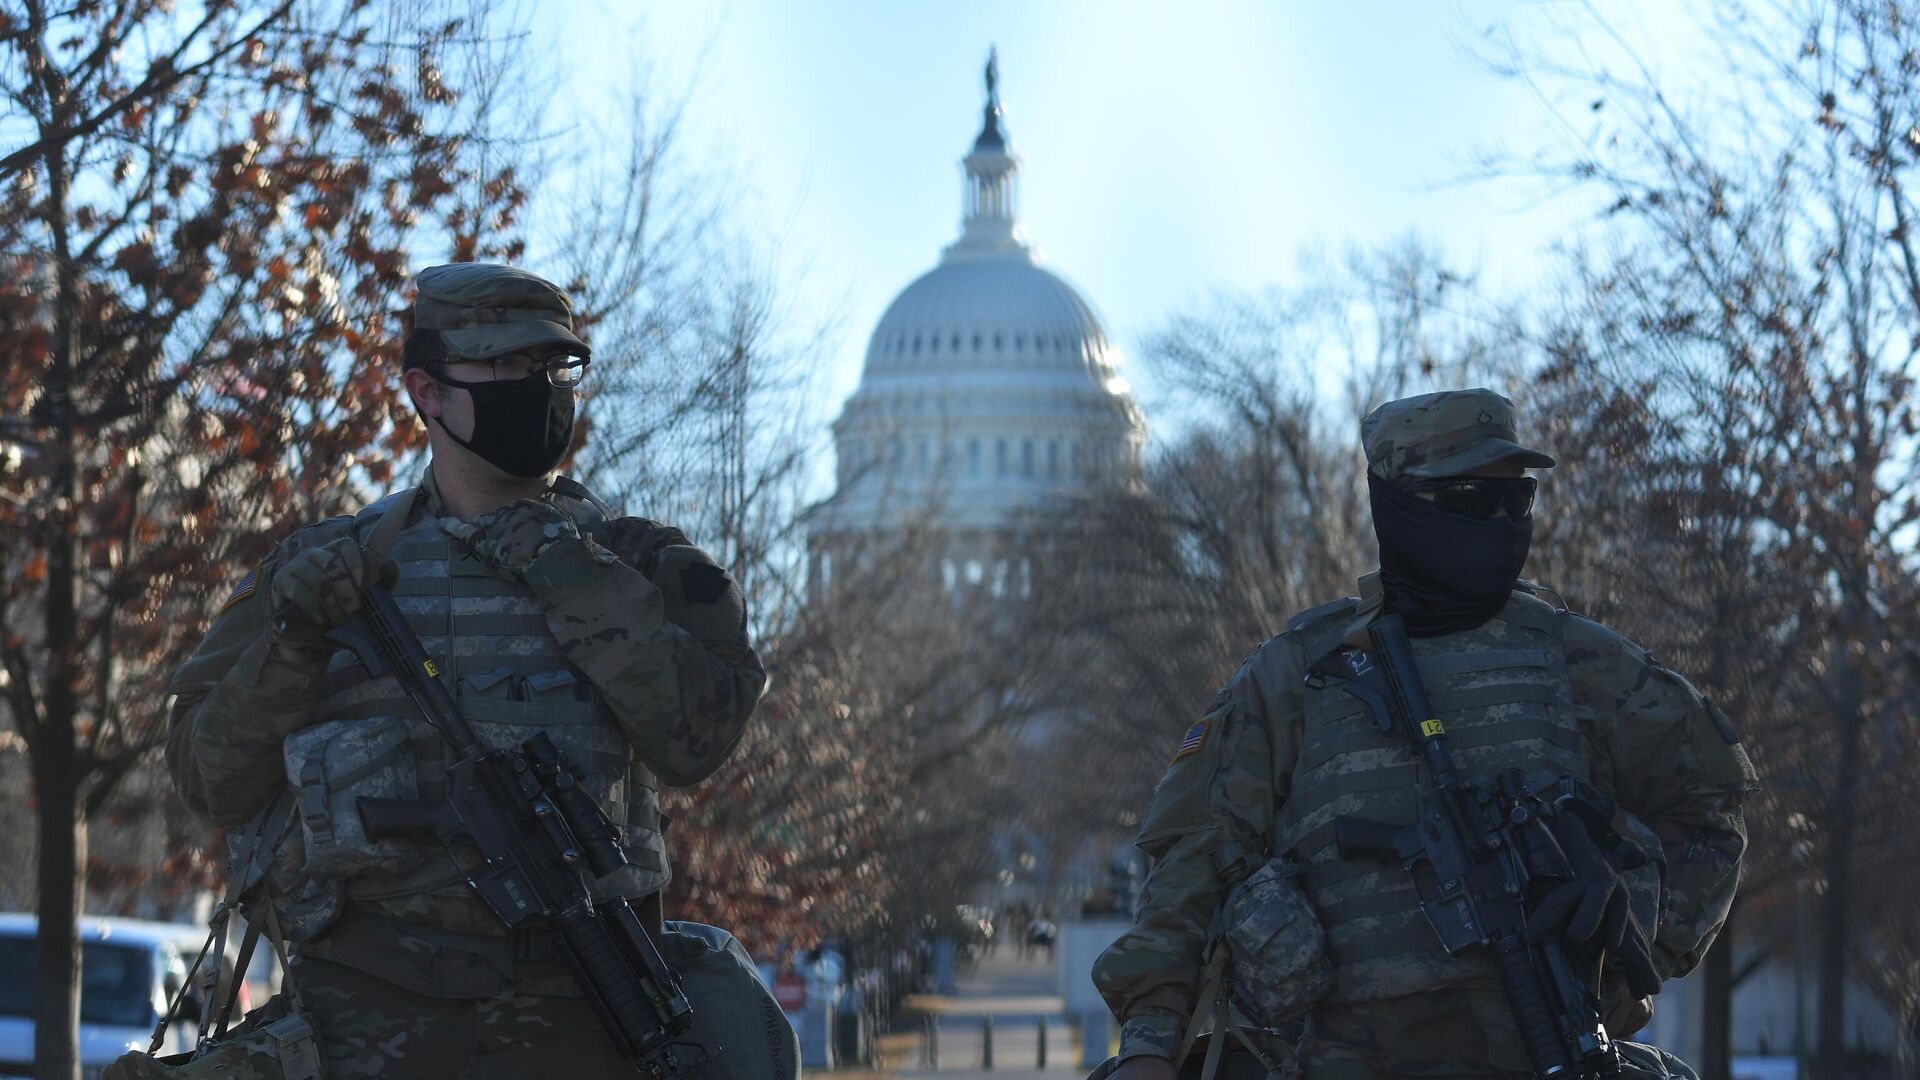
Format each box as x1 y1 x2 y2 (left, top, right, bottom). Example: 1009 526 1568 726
1027 915 1057 962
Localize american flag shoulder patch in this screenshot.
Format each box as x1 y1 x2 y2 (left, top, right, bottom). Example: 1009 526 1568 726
218 570 258 615
1170 718 1210 764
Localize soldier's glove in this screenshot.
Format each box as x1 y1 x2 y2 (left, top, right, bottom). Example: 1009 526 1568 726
1601 978 1655 1039
269 537 373 640
443 498 580 575
1526 799 1662 999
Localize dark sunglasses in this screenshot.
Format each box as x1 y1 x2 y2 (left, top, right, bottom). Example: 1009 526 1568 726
1401 475 1538 520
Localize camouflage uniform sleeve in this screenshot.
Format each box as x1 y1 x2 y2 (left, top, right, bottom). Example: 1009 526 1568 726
521 517 766 787
165 525 349 826
1091 638 1301 1061
1564 615 1761 979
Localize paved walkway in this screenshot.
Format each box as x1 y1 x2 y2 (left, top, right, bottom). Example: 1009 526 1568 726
891 949 1083 1080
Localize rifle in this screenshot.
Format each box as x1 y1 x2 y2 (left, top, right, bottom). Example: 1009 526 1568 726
1305 612 1618 1080
279 579 712 1078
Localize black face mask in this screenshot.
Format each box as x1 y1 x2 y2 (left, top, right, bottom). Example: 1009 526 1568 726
430 369 576 478
1367 472 1533 637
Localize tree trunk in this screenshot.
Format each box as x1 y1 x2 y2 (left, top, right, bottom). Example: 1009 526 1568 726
1815 647 1865 1079
31 484 84 1080
1700 907 1736 1080
33 119 86 1080
31 747 82 1080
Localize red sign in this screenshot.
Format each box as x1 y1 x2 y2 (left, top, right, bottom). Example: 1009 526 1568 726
773 974 807 1011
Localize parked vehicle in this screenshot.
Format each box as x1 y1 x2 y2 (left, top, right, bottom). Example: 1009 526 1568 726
0 913 240 1080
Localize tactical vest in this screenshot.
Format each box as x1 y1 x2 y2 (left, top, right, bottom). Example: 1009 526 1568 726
1276 589 1590 1005
277 485 668 944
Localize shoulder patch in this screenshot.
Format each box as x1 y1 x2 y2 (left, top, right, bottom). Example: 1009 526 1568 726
680 561 731 604
218 570 258 615
1170 718 1210 764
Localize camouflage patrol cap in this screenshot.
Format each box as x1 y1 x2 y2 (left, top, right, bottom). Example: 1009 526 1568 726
410 263 589 362
1362 387 1555 480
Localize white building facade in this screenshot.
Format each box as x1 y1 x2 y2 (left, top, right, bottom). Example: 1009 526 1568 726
811 53 1144 597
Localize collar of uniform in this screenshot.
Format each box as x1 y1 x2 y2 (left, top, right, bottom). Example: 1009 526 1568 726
1341 571 1387 650
419 463 571 521
420 464 452 517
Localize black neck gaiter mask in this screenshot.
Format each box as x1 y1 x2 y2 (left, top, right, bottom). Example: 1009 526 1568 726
1367 471 1532 637
431 370 576 478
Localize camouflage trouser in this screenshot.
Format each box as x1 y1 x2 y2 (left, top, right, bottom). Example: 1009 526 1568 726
1301 990 1532 1080
295 955 629 1079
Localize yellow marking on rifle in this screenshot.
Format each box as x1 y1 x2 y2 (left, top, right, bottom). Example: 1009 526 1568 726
1421 718 1446 737
423 660 440 678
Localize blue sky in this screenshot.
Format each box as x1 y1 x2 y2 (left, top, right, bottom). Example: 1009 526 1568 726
539 1 1706 429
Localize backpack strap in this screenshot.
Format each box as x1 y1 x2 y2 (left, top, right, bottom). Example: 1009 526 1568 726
1174 944 1230 1069
146 922 218 1054
144 791 291 1053
1197 990 1231 1079
213 914 264 1040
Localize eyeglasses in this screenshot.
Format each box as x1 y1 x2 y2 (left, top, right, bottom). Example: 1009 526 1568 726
435 351 591 388
1400 475 1538 520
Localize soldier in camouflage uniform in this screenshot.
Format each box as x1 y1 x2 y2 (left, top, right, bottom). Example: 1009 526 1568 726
164 263 767 1079
1092 389 1760 1079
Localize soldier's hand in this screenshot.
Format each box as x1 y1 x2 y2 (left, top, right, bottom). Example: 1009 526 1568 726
1527 802 1662 999
1602 981 1654 1039
444 498 579 574
269 537 372 632
1104 1056 1176 1080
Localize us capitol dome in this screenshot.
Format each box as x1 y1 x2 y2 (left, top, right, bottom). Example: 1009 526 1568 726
810 51 1145 597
